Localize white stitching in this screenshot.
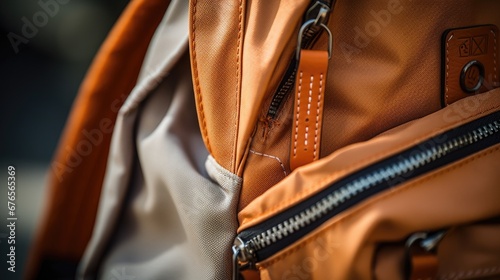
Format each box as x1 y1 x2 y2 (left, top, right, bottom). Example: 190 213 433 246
439 266 500 280
307 76 313 115
305 75 313 148
445 34 454 105
314 74 323 158
249 150 287 176
294 72 303 157
305 126 309 146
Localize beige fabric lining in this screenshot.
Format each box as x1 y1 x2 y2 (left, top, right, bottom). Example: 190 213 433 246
77 1 242 279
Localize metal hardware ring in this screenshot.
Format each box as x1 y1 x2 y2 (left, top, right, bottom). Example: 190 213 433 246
296 19 333 60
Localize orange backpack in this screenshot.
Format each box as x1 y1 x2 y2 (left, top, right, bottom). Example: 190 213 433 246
28 1 500 279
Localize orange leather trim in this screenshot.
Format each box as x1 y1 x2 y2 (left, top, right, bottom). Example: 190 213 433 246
444 25 499 106
290 50 329 170
25 0 171 278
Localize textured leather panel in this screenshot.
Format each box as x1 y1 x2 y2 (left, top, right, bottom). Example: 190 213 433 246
290 50 329 170
443 25 499 106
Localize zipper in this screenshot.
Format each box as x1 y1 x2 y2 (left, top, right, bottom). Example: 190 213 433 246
233 111 500 275
266 0 335 119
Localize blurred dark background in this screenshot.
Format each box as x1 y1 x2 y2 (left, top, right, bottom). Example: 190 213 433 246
0 0 128 278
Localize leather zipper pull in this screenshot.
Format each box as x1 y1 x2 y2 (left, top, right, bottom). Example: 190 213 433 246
406 231 446 280
290 49 329 170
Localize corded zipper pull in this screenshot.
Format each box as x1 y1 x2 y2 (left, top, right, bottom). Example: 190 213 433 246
290 20 332 171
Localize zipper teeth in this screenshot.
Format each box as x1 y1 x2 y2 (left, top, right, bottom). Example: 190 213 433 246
267 26 323 119
267 0 334 119
268 69 296 118
248 119 500 251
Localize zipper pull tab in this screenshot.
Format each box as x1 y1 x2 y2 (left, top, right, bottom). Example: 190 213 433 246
405 230 447 280
290 21 332 171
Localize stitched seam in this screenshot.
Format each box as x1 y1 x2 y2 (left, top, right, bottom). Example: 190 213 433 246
241 103 500 228
314 74 323 159
191 0 211 154
305 125 309 147
250 150 287 176
208 156 242 185
305 75 313 147
307 75 312 116
446 34 453 106
232 0 243 172
215 168 241 185
439 266 500 280
294 71 303 157
258 145 500 268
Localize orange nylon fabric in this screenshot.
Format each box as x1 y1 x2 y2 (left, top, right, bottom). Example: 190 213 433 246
189 0 246 173
257 145 500 279
237 0 500 210
239 88 500 229
26 0 171 277
238 88 500 279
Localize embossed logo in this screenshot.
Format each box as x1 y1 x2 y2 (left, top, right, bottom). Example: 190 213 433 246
458 35 488 57
442 25 499 106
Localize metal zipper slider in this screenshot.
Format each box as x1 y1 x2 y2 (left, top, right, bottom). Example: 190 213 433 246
406 230 447 252
296 19 333 60
232 246 243 280
232 237 255 279
305 1 332 26
266 1 335 119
